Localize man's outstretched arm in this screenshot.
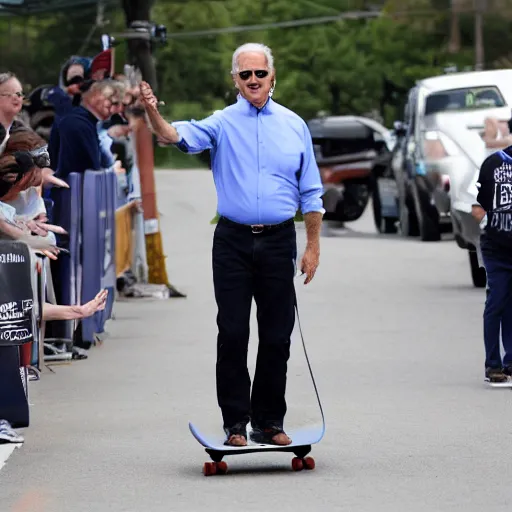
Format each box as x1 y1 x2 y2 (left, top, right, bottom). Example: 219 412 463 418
139 81 219 153
139 81 180 144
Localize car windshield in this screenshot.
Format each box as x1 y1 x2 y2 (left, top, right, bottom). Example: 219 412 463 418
424 86 506 115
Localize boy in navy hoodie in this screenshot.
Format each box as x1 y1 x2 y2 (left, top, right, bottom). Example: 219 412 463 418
473 145 512 383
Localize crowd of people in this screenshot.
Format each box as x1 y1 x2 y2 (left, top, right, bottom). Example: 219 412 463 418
4 37 512 457
0 48 149 443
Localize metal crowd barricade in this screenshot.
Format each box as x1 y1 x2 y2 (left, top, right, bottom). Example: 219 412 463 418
0 149 151 424
45 169 118 351
81 170 117 343
44 130 150 356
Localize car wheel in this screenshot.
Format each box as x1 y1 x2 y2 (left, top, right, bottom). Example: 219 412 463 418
338 182 370 222
411 181 441 242
469 250 487 288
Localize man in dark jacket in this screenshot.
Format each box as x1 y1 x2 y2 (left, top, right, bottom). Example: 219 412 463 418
473 145 512 383
47 79 116 350
54 79 115 180
49 79 115 233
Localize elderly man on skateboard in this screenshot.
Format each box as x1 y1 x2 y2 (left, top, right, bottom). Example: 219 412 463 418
140 42 324 447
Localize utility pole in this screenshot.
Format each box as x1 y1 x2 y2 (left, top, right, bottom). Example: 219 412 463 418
121 0 185 297
121 0 157 88
448 0 462 54
474 0 486 70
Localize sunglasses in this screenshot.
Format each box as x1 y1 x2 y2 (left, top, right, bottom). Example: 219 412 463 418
30 146 50 168
67 76 84 86
238 70 269 81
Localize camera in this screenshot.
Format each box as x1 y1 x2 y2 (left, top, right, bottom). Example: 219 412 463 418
128 21 167 46
150 24 167 45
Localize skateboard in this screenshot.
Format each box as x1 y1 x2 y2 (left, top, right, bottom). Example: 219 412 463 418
189 422 325 475
190 298 325 476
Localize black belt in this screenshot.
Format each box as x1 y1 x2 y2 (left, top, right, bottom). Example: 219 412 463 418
218 216 294 234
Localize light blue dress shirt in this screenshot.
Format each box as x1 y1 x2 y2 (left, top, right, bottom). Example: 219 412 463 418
171 95 325 225
97 122 115 169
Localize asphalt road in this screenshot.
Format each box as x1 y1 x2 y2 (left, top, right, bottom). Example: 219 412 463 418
2 170 512 512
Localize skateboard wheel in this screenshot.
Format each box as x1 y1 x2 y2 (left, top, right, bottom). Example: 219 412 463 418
215 461 228 474
291 457 304 471
303 456 315 470
203 462 217 476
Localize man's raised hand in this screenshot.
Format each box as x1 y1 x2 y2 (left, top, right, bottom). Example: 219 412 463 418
139 82 179 145
140 81 159 110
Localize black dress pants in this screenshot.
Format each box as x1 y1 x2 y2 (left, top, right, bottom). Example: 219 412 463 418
212 217 296 430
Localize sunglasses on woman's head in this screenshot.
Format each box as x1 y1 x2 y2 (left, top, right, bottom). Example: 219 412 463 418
238 70 269 81
30 146 50 168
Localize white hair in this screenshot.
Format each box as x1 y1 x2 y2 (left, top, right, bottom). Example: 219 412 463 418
231 43 274 74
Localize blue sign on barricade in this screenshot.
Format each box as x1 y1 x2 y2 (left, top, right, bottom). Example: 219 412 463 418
46 173 83 344
81 171 102 341
80 170 116 342
45 169 116 347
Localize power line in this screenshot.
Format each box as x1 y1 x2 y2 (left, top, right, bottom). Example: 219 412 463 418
164 6 510 39
167 10 382 38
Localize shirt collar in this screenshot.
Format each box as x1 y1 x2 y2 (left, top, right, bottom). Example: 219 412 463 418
236 94 274 115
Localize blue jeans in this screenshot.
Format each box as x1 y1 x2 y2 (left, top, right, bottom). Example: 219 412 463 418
481 242 512 369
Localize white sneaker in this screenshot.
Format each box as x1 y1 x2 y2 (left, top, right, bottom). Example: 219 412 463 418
0 420 24 443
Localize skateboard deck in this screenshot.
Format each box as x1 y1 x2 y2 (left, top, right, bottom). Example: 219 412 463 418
189 422 325 475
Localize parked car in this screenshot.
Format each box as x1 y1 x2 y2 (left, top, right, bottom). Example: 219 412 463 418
307 115 392 222
373 69 512 286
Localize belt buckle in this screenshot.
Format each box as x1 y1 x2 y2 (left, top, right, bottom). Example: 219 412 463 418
251 224 264 234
